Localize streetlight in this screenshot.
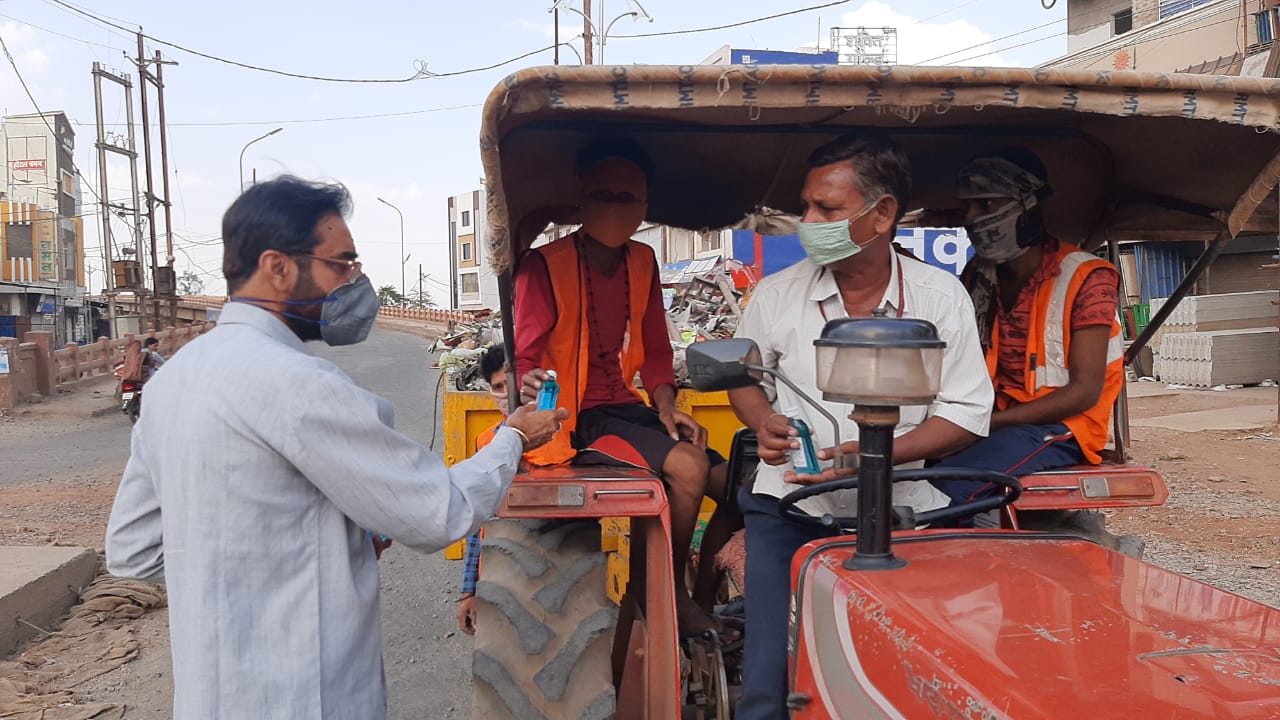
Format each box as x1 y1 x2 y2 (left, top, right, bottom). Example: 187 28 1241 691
548 0 652 64
238 128 283 190
377 197 406 307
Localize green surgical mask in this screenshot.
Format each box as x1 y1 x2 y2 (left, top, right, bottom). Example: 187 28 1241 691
797 200 880 266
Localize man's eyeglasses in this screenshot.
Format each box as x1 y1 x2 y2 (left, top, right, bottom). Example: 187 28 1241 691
293 253 363 280
584 190 645 205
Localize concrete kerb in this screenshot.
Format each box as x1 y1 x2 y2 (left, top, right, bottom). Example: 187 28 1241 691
0 546 99 658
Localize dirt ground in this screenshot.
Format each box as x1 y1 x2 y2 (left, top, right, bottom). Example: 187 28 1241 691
1 378 1277 715
1110 384 1280 607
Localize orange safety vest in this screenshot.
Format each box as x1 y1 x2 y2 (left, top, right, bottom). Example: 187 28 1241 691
477 423 500 451
522 234 656 466
986 242 1124 464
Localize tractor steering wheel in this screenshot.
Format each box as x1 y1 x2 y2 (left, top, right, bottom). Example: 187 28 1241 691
777 468 1023 532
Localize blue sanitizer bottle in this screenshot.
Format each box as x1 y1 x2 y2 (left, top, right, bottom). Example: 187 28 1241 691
786 408 821 475
537 370 560 410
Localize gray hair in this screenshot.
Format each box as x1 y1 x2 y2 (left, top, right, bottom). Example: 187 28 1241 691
806 133 912 221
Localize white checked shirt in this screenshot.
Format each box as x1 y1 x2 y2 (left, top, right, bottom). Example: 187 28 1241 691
106 301 524 720
735 253 993 518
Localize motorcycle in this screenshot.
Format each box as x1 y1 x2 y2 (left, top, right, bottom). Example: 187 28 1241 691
120 379 142 424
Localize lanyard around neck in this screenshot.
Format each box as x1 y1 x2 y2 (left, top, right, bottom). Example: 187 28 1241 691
819 251 905 321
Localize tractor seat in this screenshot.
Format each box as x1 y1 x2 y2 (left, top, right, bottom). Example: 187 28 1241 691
1013 463 1168 511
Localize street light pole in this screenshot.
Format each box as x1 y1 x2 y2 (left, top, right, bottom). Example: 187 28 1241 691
238 127 283 191
548 1 652 65
377 197 406 307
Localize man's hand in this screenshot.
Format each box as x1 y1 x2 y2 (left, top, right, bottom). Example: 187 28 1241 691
519 368 552 406
658 407 708 448
786 441 860 485
456 594 477 635
506 405 570 450
756 413 800 466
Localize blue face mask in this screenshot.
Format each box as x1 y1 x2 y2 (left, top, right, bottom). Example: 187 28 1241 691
797 200 880 266
234 273 380 346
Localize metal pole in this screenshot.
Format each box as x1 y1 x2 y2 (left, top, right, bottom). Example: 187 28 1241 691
238 128 283 191
378 197 406 305
848 405 906 571
554 8 560 65
583 0 594 65
155 52 177 326
92 65 116 339
137 31 160 331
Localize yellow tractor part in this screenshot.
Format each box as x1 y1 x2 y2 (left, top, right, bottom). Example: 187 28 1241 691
441 384 743 605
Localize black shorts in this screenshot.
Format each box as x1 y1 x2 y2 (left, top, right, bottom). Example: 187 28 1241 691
573 402 726 475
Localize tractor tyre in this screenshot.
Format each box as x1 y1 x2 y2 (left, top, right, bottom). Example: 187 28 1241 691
471 519 618 720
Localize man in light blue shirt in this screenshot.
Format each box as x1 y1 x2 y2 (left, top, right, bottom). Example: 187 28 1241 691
105 176 565 720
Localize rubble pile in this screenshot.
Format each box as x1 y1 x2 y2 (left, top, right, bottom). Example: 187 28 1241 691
666 262 750 388
432 309 505 391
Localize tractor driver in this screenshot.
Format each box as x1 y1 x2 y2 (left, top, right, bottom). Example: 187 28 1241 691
727 132 994 719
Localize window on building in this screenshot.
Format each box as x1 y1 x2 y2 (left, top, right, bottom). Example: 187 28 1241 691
1158 0 1212 20
698 232 722 254
60 169 75 198
1113 8 1133 35
461 272 479 294
461 210 471 228
461 242 473 261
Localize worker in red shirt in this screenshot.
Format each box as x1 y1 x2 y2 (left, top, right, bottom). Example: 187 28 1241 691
515 140 725 634
933 148 1124 503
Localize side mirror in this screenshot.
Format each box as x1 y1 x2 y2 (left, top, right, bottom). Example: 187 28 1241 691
685 339 764 392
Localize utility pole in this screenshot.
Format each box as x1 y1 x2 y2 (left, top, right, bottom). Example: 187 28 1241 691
554 7 560 65
92 62 144 340
155 52 176 325
583 0 594 65
135 31 178 331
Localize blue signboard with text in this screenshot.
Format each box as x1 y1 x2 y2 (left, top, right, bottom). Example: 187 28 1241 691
731 227 975 279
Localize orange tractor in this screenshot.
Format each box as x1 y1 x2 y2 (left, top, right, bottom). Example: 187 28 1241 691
463 64 1280 718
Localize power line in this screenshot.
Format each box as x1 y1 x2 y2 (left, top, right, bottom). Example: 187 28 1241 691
46 0 573 84
69 103 485 130
613 0 855 39
0 11 119 50
946 30 1066 66
918 16 1064 64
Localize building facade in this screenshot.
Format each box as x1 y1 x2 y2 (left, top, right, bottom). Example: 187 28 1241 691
1046 0 1242 73
447 188 499 311
0 112 88 345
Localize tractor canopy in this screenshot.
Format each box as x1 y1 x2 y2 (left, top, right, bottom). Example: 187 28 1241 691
480 64 1280 278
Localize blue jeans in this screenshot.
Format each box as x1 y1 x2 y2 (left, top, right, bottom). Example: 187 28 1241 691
931 423 1085 504
735 488 837 720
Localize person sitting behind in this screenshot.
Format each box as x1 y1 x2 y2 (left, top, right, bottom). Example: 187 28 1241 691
931 148 1124 504
142 337 166 381
456 343 510 635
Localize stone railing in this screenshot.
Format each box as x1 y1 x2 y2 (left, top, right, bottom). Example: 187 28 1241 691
378 306 477 324
0 322 214 410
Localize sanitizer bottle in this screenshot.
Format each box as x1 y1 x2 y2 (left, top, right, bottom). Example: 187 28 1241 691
785 408 821 475
537 370 560 411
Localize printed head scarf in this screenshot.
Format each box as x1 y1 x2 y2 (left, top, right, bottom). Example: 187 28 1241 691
956 153 1052 350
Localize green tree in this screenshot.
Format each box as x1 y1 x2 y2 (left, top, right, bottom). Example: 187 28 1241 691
376 284 404 307
406 284 436 309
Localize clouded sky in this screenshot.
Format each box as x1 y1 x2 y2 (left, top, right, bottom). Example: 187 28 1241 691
0 0 1069 299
